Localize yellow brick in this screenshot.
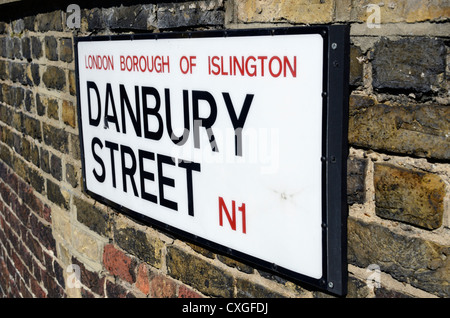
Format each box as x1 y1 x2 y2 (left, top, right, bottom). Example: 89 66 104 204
236 0 335 24
350 0 450 23
62 100 76 128
72 227 101 262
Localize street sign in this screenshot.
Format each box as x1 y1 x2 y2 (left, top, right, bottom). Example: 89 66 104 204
75 26 349 296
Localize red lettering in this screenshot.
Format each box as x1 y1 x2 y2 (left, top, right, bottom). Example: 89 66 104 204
119 55 170 73
269 56 282 77
85 55 114 70
284 56 296 77
219 197 247 234
245 56 257 77
211 56 220 75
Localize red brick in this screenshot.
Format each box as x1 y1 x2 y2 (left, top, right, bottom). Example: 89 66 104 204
178 285 203 298
103 244 135 284
150 274 177 298
135 263 150 295
30 278 46 298
19 181 52 223
0 259 10 293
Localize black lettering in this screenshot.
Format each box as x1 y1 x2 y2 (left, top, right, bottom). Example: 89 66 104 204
142 86 163 140
120 145 138 197
87 81 101 127
192 90 218 152
178 160 200 216
138 149 157 203
104 83 120 132
91 137 105 182
165 89 190 145
222 93 254 156
104 141 119 188
120 85 142 137
157 154 177 211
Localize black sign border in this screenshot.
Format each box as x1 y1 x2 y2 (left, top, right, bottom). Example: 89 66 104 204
74 25 349 297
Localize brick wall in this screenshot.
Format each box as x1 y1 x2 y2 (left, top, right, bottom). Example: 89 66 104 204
0 0 448 298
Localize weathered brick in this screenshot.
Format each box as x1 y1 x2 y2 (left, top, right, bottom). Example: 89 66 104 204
0 22 8 34
31 36 42 59
149 273 177 297
50 153 62 181
59 38 73 63
40 265 64 297
350 45 364 86
374 286 413 298
11 19 24 34
42 66 66 91
0 83 11 105
53 261 65 290
44 36 58 61
74 196 111 237
103 244 136 284
12 156 44 193
46 179 69 209
104 5 154 30
11 86 25 108
0 145 12 167
236 277 286 297
23 16 35 31
374 163 445 230
22 114 41 141
372 37 445 93
40 148 50 174
347 157 367 205
28 168 45 194
69 133 81 160
235 0 334 24
178 285 203 298
28 63 40 86
11 110 22 132
0 60 8 81
135 263 150 295
68 70 76 96
113 224 163 268
105 279 135 298
42 123 68 153
36 11 63 32
21 37 31 61
348 0 450 23
158 1 223 29
36 94 58 117
18 180 51 223
349 100 450 160
348 217 449 297
1 36 13 59
71 257 105 296
19 136 40 168
47 98 59 120
30 278 46 298
24 89 34 112
29 213 55 252
82 8 105 31
65 163 78 188
217 253 254 274
62 100 76 128
166 245 234 297
12 37 21 60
